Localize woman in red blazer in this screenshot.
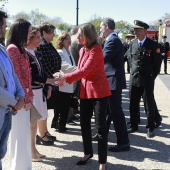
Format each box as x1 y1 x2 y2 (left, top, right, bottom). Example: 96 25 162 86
54 23 111 170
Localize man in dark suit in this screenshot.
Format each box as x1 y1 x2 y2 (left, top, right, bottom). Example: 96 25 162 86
127 20 162 138
100 18 130 152
160 35 169 74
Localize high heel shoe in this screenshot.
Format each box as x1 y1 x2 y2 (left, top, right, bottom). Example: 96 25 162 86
36 135 54 146
32 157 43 162
76 154 93 165
36 153 46 158
44 132 56 141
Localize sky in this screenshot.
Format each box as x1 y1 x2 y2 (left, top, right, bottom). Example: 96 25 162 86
2 0 170 26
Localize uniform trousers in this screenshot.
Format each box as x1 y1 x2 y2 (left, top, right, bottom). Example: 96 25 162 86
9 108 31 170
80 97 109 164
161 55 168 72
130 85 155 130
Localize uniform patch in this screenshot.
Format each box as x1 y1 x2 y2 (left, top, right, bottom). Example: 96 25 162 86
156 48 160 53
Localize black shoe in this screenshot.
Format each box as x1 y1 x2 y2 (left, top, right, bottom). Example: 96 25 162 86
108 144 130 152
36 135 54 146
165 71 168 74
73 108 80 114
155 120 161 128
76 154 93 165
147 129 155 138
127 127 138 133
44 132 56 141
67 119 77 125
57 127 69 133
126 121 131 125
51 121 56 129
92 134 99 141
71 114 79 120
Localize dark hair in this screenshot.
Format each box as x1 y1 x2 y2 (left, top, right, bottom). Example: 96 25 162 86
56 32 70 49
39 22 55 37
27 27 40 45
6 19 31 54
102 18 115 30
79 23 97 48
0 10 7 27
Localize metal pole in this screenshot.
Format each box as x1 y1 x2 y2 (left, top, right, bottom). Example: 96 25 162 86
76 0 79 26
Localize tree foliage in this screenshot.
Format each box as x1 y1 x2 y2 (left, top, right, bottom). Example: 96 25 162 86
0 0 8 10
9 9 67 33
57 23 72 33
115 20 132 36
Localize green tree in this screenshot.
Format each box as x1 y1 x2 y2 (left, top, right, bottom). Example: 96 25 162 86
0 0 8 10
57 23 72 33
50 17 63 27
115 20 132 36
88 15 102 35
89 18 102 35
30 9 49 26
11 11 31 21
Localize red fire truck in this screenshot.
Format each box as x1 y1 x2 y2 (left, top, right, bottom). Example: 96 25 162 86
146 25 159 41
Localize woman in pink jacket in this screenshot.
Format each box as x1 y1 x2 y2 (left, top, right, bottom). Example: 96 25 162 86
54 23 111 170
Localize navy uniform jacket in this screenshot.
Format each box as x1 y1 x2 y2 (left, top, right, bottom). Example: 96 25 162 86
103 34 126 90
127 37 162 87
160 42 169 56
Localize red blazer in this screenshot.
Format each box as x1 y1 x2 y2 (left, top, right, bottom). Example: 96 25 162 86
65 44 111 99
7 44 33 104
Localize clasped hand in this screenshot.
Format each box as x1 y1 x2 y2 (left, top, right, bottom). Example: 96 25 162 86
53 71 65 86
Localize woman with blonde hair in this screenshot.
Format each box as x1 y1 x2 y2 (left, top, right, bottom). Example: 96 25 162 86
26 27 58 161
54 23 111 170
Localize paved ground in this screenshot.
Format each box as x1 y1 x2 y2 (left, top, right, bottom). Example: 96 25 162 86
2 61 170 170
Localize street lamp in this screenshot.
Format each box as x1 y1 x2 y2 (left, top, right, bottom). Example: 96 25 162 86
158 19 163 42
76 0 79 26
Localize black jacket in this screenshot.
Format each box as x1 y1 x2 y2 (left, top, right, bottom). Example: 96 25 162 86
127 37 162 87
27 51 47 89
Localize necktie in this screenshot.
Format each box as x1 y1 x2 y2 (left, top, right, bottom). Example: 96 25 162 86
139 42 142 48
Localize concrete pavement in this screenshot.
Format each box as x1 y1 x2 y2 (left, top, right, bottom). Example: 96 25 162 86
2 61 170 170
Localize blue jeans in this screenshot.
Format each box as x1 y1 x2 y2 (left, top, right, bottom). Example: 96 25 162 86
0 111 12 169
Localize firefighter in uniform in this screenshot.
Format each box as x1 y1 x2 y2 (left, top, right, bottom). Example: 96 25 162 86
160 35 169 74
127 20 162 138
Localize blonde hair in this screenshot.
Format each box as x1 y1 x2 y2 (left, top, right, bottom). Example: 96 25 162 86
79 23 97 48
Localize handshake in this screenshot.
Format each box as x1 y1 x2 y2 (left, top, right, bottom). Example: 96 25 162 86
53 70 65 86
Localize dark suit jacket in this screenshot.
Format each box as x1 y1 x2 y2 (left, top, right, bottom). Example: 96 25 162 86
127 37 162 87
103 34 126 90
160 42 169 56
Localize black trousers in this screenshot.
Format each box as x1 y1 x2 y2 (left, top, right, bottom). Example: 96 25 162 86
80 97 109 164
162 55 167 72
130 85 155 130
52 91 72 130
124 58 130 72
108 90 129 145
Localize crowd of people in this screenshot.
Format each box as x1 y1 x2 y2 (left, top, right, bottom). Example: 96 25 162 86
0 9 168 170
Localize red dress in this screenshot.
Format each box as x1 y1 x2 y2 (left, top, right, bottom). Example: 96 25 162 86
65 44 111 99
7 44 33 104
